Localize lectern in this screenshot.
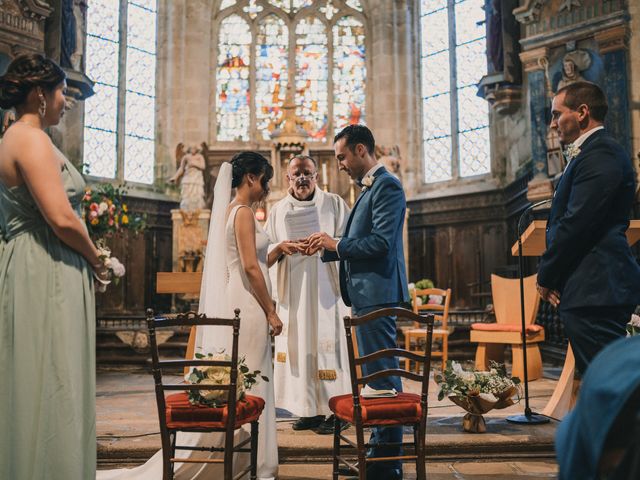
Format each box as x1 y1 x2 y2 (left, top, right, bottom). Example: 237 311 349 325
511 219 640 420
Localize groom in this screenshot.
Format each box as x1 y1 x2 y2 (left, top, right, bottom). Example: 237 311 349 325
306 124 409 480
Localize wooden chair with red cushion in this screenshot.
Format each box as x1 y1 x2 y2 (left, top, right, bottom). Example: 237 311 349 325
329 308 435 480
147 309 264 480
404 287 452 372
469 274 544 381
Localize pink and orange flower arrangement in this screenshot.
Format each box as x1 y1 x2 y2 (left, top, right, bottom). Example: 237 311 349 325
81 184 145 240
81 184 146 291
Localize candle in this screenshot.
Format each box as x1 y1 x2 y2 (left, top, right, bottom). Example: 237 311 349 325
322 162 328 182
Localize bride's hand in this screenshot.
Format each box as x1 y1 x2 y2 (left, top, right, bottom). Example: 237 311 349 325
278 240 301 256
267 311 283 336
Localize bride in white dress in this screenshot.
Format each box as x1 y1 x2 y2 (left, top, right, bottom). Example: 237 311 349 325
98 152 299 480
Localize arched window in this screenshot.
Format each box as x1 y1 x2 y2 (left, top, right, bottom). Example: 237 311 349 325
84 0 158 184
420 0 490 183
215 0 366 143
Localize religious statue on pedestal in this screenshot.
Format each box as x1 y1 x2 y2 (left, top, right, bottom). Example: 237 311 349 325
169 143 206 211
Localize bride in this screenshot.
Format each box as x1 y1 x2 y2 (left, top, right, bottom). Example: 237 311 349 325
99 152 299 479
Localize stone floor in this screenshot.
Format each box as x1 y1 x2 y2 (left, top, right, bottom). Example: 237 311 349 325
97 366 562 478
276 461 558 479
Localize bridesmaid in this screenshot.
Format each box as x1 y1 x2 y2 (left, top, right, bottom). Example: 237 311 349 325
0 54 108 479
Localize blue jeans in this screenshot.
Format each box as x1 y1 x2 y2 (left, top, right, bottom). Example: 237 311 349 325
353 304 402 474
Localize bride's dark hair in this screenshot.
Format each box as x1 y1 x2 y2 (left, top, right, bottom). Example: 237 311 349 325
230 151 273 190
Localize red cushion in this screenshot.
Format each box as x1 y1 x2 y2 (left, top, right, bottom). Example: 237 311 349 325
329 393 423 426
470 322 543 333
165 393 265 429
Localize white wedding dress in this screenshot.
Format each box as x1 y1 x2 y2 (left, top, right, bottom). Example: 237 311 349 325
98 166 278 479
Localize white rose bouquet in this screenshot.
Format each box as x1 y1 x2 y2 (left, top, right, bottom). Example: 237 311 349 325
187 351 268 407
93 240 126 293
435 361 521 433
627 314 640 337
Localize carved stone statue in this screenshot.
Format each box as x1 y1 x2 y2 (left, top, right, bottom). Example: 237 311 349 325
556 49 591 91
376 145 403 181
169 143 206 211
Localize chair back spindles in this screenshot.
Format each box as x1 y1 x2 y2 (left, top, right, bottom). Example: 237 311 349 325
333 307 435 480
147 308 262 480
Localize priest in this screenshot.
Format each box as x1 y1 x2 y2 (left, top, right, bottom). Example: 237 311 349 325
265 154 351 434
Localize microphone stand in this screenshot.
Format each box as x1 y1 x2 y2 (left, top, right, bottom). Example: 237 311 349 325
507 200 550 425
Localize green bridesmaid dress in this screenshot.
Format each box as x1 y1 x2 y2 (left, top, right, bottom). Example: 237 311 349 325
0 152 96 479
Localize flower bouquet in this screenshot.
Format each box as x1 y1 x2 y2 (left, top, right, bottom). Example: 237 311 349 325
435 361 521 433
408 278 437 307
81 184 145 291
187 351 269 407
93 240 126 293
82 184 145 240
627 314 640 337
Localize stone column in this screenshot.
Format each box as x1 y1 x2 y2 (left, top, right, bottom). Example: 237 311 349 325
595 25 631 155
366 0 420 196
520 47 553 201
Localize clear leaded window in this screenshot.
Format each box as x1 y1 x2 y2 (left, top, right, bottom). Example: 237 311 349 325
84 0 157 184
216 0 365 143
420 0 490 183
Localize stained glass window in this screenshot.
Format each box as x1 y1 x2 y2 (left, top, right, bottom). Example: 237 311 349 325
420 0 490 183
83 0 119 179
267 0 313 12
256 14 288 140
216 1 366 143
455 0 489 178
217 15 251 141
345 0 363 11
295 16 328 141
84 0 158 184
124 0 157 184
333 16 366 133
293 0 314 10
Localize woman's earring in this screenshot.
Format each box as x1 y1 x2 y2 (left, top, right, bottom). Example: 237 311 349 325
38 96 46 118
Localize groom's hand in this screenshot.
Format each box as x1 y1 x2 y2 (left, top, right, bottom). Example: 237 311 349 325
536 282 560 307
305 232 338 254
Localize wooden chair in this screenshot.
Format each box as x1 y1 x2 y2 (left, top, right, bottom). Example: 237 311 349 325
469 274 544 381
329 308 435 480
147 308 263 480
156 272 202 376
404 288 451 372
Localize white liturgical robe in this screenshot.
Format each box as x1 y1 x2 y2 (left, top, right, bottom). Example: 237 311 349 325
265 188 352 417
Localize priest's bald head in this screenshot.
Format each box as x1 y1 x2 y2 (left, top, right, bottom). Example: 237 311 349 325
287 154 318 201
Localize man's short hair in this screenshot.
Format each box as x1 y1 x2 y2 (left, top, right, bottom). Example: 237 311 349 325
334 124 375 156
289 154 317 169
556 81 608 122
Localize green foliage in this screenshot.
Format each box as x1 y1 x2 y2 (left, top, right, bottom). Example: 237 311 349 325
434 360 521 402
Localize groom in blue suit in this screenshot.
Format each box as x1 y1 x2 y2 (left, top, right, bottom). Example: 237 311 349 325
307 125 409 480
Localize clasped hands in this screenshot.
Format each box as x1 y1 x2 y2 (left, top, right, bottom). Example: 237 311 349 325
276 232 337 258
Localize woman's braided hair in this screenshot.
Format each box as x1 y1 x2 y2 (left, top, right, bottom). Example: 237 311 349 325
0 54 66 109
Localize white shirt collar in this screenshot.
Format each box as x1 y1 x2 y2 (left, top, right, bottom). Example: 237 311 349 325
572 125 604 149
362 162 384 181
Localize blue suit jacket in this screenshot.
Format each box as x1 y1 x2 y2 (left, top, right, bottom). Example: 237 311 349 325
537 129 640 310
324 168 410 309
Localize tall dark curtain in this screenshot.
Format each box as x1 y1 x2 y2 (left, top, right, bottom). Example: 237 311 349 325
60 0 77 69
487 0 503 74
